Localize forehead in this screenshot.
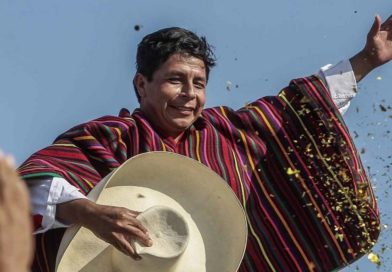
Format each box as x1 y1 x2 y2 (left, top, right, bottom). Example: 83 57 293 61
158 53 206 77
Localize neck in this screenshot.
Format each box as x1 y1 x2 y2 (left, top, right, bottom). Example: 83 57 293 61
139 109 186 143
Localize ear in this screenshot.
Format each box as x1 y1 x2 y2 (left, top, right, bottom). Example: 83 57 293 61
133 73 148 99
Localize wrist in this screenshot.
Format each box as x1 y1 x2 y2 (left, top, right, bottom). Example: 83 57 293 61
361 47 383 69
349 50 376 82
56 198 95 226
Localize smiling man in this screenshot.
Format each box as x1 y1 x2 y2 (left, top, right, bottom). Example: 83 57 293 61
134 53 207 140
18 16 392 272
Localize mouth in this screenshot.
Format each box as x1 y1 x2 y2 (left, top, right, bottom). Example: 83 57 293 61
170 105 194 111
169 105 195 115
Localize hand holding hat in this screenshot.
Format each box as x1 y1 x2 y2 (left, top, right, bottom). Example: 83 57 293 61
57 198 153 260
56 152 248 272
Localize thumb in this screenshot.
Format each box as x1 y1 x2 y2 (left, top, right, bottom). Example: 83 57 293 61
368 15 381 38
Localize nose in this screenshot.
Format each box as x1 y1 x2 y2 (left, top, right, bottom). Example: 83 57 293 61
180 82 196 98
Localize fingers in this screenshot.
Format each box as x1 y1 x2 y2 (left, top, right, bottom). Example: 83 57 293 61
117 211 152 246
127 213 149 233
116 235 142 260
0 151 23 201
116 208 149 237
106 223 151 261
380 15 392 31
0 150 29 200
368 15 382 38
0 150 33 271
85 204 154 261
0 150 16 168
0 151 15 186
0 151 20 199
73 205 155 264
124 224 153 247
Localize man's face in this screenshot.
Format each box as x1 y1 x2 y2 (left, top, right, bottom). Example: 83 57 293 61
135 53 207 139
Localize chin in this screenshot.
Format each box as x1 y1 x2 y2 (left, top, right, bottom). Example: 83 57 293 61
173 124 192 131
171 118 195 128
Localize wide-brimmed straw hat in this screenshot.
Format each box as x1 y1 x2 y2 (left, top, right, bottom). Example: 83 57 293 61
55 152 248 272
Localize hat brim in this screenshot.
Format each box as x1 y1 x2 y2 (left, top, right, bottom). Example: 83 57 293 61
56 151 248 271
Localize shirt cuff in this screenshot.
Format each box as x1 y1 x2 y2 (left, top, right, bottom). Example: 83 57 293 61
38 177 87 233
318 59 358 115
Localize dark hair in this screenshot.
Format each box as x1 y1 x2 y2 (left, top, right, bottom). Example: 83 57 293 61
133 27 216 102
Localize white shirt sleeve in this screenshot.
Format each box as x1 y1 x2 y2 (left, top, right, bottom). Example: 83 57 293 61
317 59 358 115
26 177 87 234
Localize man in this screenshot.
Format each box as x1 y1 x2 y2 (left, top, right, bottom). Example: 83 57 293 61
18 15 392 271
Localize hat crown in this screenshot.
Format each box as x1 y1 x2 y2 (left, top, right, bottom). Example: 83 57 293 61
135 205 190 258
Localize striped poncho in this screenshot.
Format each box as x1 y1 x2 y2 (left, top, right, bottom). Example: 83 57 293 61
19 76 380 272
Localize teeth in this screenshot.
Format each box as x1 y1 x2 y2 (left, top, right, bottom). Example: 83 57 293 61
176 106 192 111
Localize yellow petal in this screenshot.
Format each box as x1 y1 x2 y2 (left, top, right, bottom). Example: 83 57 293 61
287 167 300 175
368 252 381 265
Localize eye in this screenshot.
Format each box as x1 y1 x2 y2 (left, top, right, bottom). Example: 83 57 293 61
194 81 206 89
168 78 181 84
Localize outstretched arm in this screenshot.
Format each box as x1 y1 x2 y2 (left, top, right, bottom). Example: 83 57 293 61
350 15 392 82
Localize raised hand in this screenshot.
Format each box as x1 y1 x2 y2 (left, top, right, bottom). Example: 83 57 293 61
364 15 392 67
350 15 392 82
0 151 34 272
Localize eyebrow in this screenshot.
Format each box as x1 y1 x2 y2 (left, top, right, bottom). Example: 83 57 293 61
165 70 207 82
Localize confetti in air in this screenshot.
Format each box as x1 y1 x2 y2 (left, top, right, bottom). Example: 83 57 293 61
226 81 232 91
287 167 300 177
368 252 381 266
